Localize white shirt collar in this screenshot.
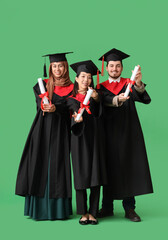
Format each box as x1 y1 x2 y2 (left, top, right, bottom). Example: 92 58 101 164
109 76 121 83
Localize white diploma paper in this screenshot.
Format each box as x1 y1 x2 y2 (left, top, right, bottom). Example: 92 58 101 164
38 78 49 104
76 88 93 121
124 66 139 97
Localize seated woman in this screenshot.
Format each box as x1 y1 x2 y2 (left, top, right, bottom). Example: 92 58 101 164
15 52 74 220
67 60 107 225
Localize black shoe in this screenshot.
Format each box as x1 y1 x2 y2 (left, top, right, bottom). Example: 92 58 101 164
98 208 114 218
79 217 89 225
89 219 98 225
125 209 141 222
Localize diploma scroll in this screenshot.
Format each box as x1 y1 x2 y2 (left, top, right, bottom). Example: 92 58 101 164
38 78 49 104
76 88 93 121
124 66 139 97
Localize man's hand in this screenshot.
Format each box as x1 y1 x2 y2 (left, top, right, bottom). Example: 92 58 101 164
118 93 130 103
134 65 142 87
42 104 56 113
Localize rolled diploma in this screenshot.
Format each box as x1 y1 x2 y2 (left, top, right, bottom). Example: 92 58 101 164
38 78 49 104
124 66 139 97
76 88 93 121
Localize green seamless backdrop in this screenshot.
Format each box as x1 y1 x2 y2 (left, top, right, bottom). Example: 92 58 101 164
0 0 167 239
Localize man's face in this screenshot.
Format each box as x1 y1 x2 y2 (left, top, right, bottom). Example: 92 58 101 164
106 61 123 79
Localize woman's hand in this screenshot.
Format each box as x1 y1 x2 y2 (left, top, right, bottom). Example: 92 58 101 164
134 65 142 87
118 93 129 103
89 87 99 100
42 104 56 113
72 112 83 123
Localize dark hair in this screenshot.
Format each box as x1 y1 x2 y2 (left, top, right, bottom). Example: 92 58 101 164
72 73 94 97
106 60 123 67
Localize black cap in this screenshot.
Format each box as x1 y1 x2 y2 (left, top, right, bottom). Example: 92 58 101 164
99 48 130 62
42 52 73 63
70 60 101 76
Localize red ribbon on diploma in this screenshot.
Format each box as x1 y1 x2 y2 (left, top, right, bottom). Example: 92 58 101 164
39 91 51 110
125 79 135 93
78 103 91 115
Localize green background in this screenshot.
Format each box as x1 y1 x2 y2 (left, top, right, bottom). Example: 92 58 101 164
0 0 167 239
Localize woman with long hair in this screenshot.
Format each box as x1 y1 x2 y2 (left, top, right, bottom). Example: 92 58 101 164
67 60 107 225
15 52 74 220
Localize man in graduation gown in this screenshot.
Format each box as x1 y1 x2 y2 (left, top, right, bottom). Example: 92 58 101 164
98 48 153 222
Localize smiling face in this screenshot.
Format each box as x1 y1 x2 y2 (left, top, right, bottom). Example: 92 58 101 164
51 62 65 78
106 60 123 79
75 72 92 91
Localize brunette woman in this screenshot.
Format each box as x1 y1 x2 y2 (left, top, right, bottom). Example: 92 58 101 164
67 60 107 225
15 52 74 220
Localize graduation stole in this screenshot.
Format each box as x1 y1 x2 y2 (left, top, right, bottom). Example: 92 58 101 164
44 79 74 97
100 78 129 95
53 83 74 96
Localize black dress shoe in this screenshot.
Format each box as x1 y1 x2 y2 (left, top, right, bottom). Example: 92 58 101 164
79 217 89 225
125 209 141 222
98 208 114 218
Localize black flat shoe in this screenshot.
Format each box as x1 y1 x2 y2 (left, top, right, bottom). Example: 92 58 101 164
89 219 98 225
79 217 89 225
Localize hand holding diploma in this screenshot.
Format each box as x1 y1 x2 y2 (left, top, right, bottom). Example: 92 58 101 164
42 104 56 113
118 93 130 103
38 78 56 113
73 112 83 123
134 65 142 87
124 65 140 97
90 88 99 100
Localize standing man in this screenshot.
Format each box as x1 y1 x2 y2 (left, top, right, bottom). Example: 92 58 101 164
98 48 153 222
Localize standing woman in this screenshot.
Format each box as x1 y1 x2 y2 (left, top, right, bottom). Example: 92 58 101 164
15 52 74 220
67 60 107 225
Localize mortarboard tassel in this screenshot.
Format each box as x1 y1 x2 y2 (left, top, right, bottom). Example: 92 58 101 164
43 57 47 77
43 63 47 78
101 56 104 76
97 69 100 89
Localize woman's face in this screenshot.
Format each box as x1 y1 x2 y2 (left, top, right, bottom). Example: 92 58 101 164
75 72 92 91
51 62 65 78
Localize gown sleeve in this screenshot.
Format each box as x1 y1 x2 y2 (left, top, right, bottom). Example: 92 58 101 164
89 92 103 118
131 83 151 104
33 84 42 112
99 85 114 104
98 86 121 107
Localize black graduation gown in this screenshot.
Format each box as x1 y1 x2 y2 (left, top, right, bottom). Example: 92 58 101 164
15 80 74 199
67 93 107 190
99 78 153 199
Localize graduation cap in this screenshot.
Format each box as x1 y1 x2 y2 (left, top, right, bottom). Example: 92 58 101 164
70 60 101 89
42 52 73 77
99 48 130 76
